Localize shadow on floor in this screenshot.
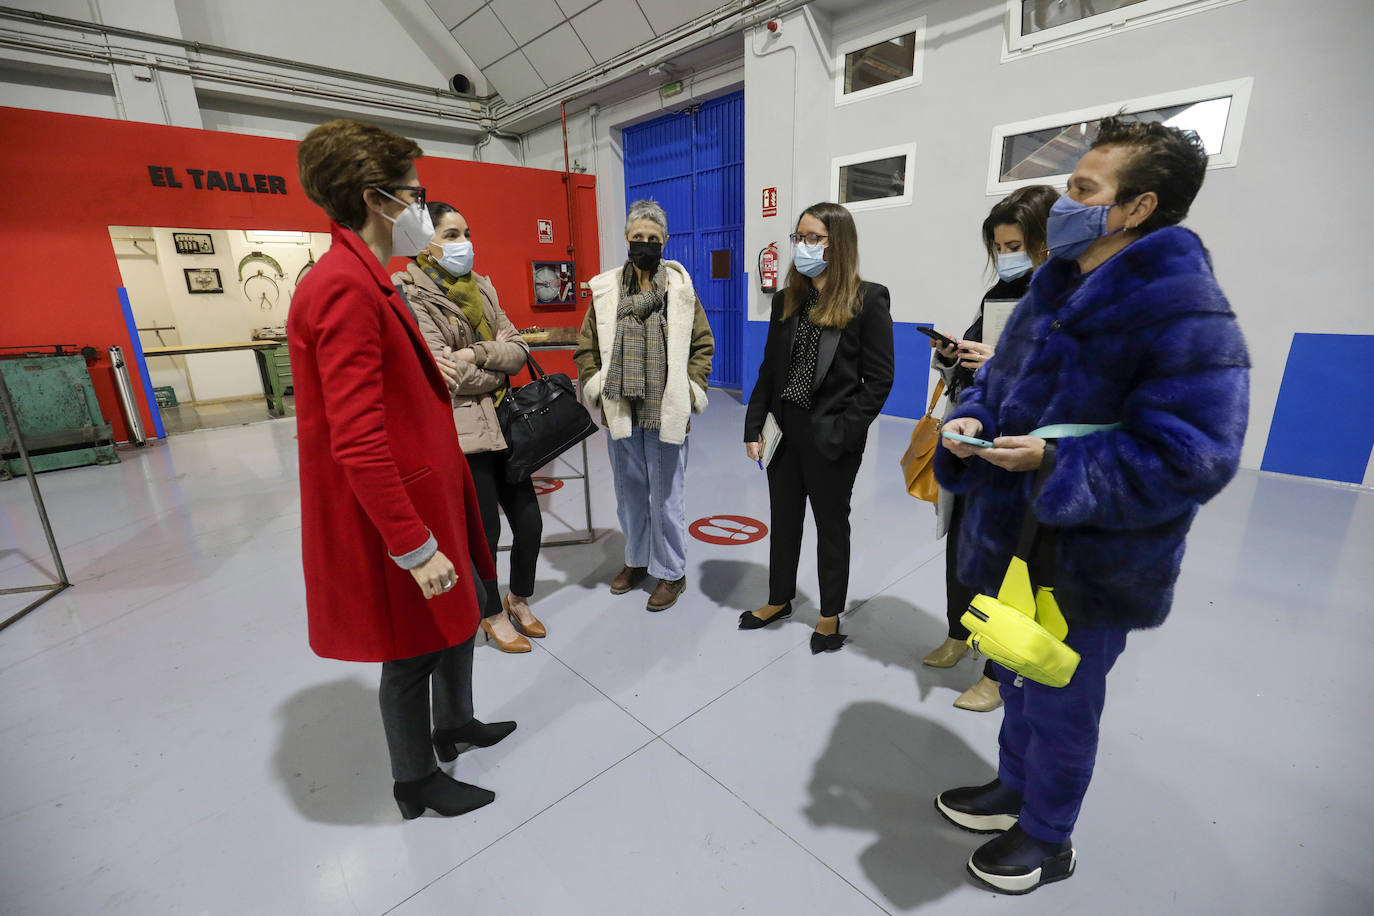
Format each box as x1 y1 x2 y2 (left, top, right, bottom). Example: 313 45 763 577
843 592 984 703
805 700 996 910
271 676 400 826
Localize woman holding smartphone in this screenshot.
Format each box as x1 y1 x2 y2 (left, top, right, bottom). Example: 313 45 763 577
740 202 894 653
924 185 1058 711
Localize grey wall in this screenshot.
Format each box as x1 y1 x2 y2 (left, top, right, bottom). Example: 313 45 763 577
745 0 1374 472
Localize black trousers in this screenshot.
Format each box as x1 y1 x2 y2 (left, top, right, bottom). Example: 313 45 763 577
946 493 995 679
766 402 863 618
466 450 543 618
378 636 475 782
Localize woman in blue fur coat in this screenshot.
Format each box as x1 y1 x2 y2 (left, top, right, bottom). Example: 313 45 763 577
932 118 1250 894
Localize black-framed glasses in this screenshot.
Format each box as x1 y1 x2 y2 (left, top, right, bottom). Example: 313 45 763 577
380 185 427 207
788 232 829 246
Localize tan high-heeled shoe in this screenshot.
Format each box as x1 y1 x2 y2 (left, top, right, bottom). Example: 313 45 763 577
480 616 531 653
953 675 1003 712
922 636 969 668
504 594 546 638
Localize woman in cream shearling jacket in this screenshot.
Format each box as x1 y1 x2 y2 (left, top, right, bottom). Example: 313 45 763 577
574 199 714 612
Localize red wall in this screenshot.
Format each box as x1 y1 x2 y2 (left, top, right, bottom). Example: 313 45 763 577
0 106 598 440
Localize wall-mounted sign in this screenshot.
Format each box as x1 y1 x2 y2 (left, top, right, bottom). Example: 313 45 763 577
148 166 288 195
537 219 554 243
184 267 223 294
762 187 778 218
173 232 214 255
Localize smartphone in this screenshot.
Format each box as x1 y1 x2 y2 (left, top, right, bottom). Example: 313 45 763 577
916 325 958 348
942 430 996 449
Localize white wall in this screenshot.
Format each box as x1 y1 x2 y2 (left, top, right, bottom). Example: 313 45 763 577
112 226 331 403
744 0 1374 472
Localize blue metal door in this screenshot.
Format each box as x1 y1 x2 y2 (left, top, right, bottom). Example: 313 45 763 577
623 91 744 389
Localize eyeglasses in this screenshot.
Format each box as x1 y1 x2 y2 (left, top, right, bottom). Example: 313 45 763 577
788 232 829 246
381 185 427 207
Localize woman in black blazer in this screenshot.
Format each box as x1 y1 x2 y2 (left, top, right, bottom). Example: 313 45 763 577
741 202 895 653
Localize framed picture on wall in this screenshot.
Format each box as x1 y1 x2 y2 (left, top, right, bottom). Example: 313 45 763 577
184 267 224 294
531 261 576 306
173 232 215 255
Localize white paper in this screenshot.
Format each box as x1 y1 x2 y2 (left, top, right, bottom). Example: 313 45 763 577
761 412 783 468
982 298 1019 349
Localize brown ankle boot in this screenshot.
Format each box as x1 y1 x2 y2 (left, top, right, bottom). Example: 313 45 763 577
610 566 647 595
646 576 686 612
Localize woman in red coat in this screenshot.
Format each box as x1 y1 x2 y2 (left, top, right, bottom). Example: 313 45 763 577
290 119 514 819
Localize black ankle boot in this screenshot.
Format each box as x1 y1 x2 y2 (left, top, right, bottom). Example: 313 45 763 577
967 824 1075 894
936 778 1021 833
433 718 517 762
393 770 495 819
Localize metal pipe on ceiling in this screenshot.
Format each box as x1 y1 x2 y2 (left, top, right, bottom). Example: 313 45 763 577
0 6 492 103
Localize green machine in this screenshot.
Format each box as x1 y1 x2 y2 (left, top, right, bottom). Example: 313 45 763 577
0 350 120 478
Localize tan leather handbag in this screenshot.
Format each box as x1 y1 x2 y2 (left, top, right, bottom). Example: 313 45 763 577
899 378 945 503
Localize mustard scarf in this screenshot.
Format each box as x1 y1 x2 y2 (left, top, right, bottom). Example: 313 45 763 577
417 252 491 342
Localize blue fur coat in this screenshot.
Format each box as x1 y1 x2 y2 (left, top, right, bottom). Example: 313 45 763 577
934 226 1250 630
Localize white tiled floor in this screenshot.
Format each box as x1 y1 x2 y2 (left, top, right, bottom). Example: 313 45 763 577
1 396 1371 914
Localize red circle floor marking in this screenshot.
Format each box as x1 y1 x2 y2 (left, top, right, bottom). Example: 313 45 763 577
531 477 564 495
689 514 768 545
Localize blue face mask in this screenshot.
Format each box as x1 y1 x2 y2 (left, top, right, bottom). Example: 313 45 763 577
793 241 828 278
434 239 474 276
1046 194 1137 261
996 250 1033 281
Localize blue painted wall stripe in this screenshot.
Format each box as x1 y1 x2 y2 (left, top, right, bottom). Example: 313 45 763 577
1261 333 1374 484
117 286 165 439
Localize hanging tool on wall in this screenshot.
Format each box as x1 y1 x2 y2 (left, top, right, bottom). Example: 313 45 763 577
295 249 316 286
239 251 285 312
237 250 285 282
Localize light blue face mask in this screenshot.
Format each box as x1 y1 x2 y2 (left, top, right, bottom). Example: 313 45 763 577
996 250 1033 281
434 239 474 276
793 241 828 278
1046 193 1138 261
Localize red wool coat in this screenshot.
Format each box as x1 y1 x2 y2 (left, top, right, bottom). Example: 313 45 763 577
288 224 497 662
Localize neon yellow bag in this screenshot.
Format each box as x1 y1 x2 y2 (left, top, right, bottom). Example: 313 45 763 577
962 557 1079 688
959 425 1118 688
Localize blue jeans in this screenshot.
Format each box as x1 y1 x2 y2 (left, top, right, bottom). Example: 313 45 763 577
606 428 689 581
995 625 1130 843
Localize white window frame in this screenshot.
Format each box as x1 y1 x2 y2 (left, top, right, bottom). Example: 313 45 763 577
1002 0 1245 62
831 143 918 213
833 16 926 107
985 77 1254 196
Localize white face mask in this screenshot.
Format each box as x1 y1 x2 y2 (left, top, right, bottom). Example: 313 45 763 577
376 188 433 257
434 239 474 276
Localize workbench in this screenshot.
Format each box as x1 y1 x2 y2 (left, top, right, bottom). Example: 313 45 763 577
142 341 292 417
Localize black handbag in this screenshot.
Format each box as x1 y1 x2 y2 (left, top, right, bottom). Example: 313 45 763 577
496 354 597 484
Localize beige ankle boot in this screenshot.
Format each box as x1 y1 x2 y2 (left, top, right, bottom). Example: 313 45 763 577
922 637 969 668
953 675 1003 712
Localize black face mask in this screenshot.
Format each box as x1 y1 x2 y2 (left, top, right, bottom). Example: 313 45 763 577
628 240 663 272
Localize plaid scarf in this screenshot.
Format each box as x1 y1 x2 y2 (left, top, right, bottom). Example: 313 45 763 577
603 263 668 430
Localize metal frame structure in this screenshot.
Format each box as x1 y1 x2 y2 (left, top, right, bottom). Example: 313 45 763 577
0 370 71 632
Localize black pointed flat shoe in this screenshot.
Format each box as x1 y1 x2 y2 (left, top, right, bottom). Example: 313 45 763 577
739 602 792 630
810 618 847 654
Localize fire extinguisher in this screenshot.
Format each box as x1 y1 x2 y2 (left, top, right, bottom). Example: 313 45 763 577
758 242 779 294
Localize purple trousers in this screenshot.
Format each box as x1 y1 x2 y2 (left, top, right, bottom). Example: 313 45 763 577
995 625 1130 843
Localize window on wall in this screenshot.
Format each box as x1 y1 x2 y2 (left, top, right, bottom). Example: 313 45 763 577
832 145 917 212
986 78 1252 195
834 17 926 106
1004 0 1244 58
